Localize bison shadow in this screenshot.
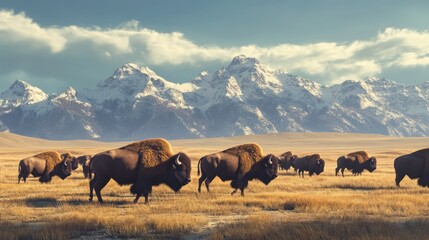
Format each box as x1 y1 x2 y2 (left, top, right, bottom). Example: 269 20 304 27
323 184 396 191
25 198 129 207
66 199 128 206
25 197 60 208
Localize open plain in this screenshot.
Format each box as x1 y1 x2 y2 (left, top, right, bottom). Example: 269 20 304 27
1 132 429 239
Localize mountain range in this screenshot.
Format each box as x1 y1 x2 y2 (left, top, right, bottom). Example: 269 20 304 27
1 55 428 141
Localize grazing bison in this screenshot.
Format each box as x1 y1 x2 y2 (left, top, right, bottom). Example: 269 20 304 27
18 151 74 183
394 148 429 187
335 151 377 177
278 151 298 171
89 138 191 204
77 155 92 178
197 143 278 196
295 154 325 178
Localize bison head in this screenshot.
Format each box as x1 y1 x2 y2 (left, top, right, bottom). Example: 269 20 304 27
164 152 192 192
252 154 279 185
312 159 325 175
53 159 73 180
61 153 79 170
77 155 90 165
365 157 377 172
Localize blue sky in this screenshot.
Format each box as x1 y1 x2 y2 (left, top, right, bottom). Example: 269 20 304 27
1 0 429 92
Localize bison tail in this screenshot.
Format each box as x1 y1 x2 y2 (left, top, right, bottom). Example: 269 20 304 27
88 156 95 180
197 157 202 176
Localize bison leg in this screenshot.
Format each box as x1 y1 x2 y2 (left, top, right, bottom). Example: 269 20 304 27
89 175 97 202
395 173 406 187
133 193 142 204
134 183 152 204
133 193 150 204
240 187 245 196
39 173 52 183
335 167 339 176
198 172 207 193
135 188 150 204
231 188 238 195
93 176 110 204
341 168 345 177
205 175 216 193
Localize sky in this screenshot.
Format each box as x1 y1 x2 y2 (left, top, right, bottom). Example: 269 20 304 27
1 0 429 93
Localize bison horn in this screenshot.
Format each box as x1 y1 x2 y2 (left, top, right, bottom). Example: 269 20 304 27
268 156 273 165
175 154 182 166
63 160 67 166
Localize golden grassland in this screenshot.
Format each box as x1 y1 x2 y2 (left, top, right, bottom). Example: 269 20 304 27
1 132 429 239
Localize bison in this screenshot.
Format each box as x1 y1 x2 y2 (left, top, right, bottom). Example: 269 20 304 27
278 151 298 171
89 138 191 204
18 151 74 183
61 153 79 171
394 148 429 187
335 151 377 177
77 155 92 178
295 154 325 178
197 143 278 196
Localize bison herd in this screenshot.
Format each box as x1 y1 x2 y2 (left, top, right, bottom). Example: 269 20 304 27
16 138 429 204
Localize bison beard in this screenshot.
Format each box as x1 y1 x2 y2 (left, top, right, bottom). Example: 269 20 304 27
130 153 191 203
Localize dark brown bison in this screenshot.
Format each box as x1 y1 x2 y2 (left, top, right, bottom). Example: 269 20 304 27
295 154 325 178
197 143 278 196
278 151 298 171
335 151 377 177
18 151 74 183
77 155 92 178
394 148 429 187
61 153 79 170
89 139 191 204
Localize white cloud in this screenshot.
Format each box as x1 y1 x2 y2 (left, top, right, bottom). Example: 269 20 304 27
1 9 429 87
0 10 66 52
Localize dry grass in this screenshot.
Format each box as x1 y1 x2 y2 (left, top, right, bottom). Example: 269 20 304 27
1 132 429 239
209 214 429 240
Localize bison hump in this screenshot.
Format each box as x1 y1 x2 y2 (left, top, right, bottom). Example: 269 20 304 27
120 138 173 167
279 151 292 158
222 143 263 160
222 143 264 176
347 151 369 163
33 151 62 173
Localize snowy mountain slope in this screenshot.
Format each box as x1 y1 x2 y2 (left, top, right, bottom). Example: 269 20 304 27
1 56 429 140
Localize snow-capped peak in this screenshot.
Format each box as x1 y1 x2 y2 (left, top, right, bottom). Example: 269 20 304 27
99 63 166 89
112 63 159 80
229 55 260 66
54 87 78 101
0 80 48 106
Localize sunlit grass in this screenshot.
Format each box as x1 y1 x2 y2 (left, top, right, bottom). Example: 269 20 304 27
1 133 429 239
